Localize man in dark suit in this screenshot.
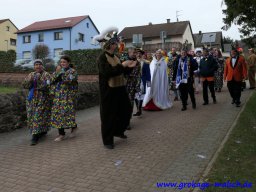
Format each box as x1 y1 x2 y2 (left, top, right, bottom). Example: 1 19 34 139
199 48 218 105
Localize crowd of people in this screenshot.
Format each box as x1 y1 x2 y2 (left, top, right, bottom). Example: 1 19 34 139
93 27 253 149
23 26 256 149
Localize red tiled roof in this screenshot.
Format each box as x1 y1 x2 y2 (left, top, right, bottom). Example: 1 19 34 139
0 19 8 24
119 21 190 40
17 15 89 33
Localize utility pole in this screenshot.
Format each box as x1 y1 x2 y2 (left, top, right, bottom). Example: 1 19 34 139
209 34 213 48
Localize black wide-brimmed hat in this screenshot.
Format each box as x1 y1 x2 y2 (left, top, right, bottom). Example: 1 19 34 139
135 47 145 54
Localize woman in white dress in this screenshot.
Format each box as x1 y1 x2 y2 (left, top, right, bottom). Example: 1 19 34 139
143 49 172 110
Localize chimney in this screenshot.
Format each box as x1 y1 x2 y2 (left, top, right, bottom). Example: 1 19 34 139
199 31 202 35
167 19 170 23
148 22 152 25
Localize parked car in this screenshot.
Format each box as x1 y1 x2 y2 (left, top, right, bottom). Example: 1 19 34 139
21 60 34 69
20 57 61 70
13 59 32 67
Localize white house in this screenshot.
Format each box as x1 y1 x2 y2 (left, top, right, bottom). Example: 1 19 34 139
118 20 194 52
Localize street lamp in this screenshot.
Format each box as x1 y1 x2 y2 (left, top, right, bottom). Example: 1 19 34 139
4 40 8 51
209 34 213 48
160 31 166 50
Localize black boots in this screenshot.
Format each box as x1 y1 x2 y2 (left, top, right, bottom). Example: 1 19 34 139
104 144 114 149
133 111 142 116
30 134 39 146
181 105 187 111
133 100 142 116
31 132 48 146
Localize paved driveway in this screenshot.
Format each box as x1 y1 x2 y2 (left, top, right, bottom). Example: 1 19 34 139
0 86 252 192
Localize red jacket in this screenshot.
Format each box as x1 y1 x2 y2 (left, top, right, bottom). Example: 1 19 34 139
224 56 247 82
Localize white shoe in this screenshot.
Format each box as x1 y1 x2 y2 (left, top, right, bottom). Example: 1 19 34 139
54 135 65 142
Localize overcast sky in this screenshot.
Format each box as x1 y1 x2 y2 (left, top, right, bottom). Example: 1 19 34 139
1 0 241 40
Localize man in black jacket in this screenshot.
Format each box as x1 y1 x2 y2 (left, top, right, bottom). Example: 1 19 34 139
199 48 218 105
172 49 198 111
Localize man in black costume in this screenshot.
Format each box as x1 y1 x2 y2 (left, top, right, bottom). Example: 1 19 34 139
93 27 137 149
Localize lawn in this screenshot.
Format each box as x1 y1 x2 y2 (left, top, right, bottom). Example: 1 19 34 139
204 92 256 192
0 85 19 94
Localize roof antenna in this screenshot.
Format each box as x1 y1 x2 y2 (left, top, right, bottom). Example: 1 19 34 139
176 10 182 22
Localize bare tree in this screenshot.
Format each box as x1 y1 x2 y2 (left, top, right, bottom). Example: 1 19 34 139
32 44 50 64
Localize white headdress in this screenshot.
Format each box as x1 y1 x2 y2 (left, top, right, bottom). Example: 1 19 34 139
195 48 203 53
92 26 119 45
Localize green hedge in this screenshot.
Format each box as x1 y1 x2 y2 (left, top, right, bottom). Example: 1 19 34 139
0 49 103 74
64 49 102 75
0 50 17 72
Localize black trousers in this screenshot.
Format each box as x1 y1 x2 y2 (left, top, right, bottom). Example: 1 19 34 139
58 126 77 136
202 80 216 103
227 80 242 104
134 99 143 113
178 80 196 107
58 128 65 136
100 87 132 145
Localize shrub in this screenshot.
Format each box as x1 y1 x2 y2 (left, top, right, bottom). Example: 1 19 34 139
0 50 17 72
64 49 102 74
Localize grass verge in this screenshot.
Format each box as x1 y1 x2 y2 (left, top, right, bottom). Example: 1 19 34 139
0 85 18 94
204 92 256 192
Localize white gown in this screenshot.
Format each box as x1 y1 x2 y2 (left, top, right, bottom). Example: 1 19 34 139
143 57 172 110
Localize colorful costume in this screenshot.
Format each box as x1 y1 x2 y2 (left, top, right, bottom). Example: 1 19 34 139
214 57 224 91
134 58 151 115
120 52 141 104
51 67 78 130
23 71 51 135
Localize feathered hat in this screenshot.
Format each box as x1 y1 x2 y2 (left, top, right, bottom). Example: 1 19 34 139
195 48 202 53
92 27 119 48
181 40 189 52
202 44 209 52
231 43 238 53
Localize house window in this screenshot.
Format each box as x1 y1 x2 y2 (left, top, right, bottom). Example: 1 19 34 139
144 40 152 45
23 35 31 43
86 23 89 28
54 48 63 57
165 38 172 43
10 38 16 46
38 33 44 42
23 51 31 59
6 26 10 31
54 32 63 40
78 33 84 42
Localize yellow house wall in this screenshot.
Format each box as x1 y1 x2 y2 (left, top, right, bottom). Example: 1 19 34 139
0 20 18 51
